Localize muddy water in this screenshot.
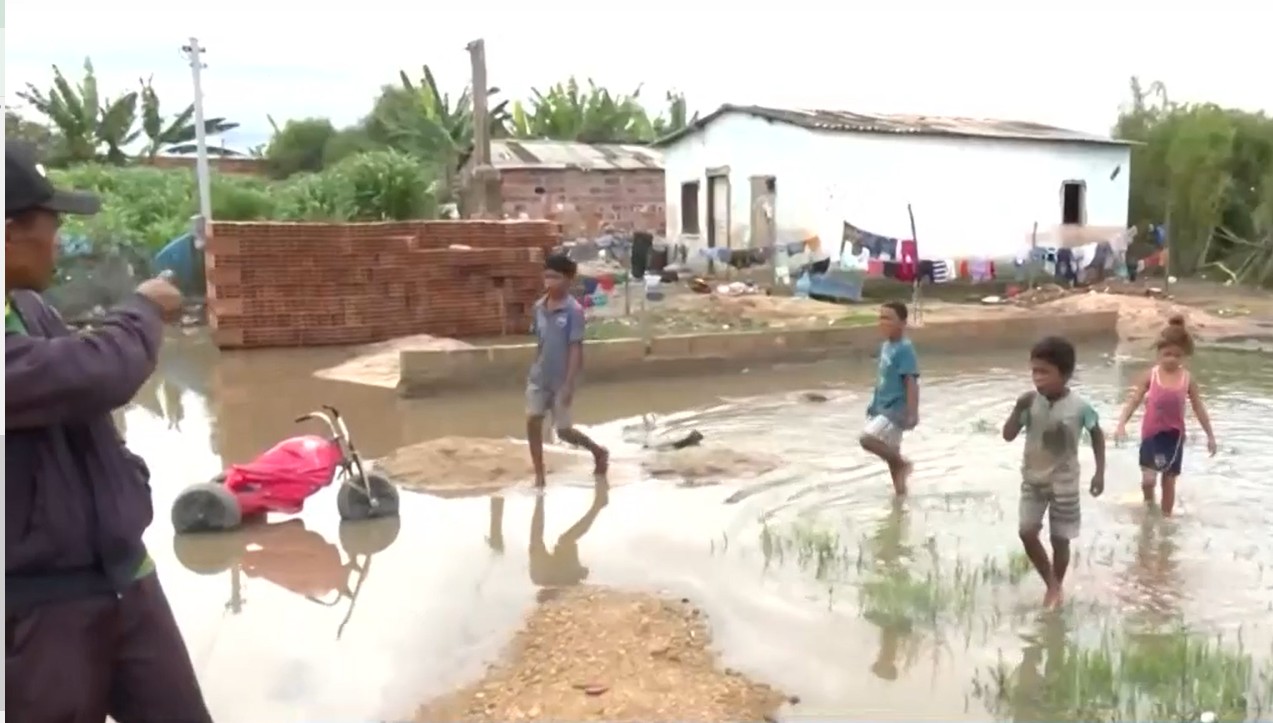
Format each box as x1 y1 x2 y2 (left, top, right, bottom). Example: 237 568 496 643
130 335 1273 721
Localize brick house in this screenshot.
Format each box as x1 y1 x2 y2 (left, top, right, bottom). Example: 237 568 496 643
461 139 665 240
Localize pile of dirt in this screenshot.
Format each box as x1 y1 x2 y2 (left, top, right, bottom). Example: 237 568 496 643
378 437 579 497
665 293 848 328
314 334 474 389
643 447 782 487
1031 291 1251 342
414 587 789 722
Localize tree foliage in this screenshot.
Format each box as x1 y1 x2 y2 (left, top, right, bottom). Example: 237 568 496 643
1114 77 1273 283
16 58 241 166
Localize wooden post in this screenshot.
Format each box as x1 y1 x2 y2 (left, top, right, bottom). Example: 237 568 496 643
1028 221 1039 290
906 204 921 325
466 39 499 218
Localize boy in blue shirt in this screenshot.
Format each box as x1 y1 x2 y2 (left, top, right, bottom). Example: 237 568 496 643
527 254 609 486
860 301 920 495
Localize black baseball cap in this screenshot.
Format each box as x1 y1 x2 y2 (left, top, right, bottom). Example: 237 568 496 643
6 139 101 218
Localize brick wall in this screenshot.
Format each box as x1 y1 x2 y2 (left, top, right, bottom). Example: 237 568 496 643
205 220 558 349
498 168 665 239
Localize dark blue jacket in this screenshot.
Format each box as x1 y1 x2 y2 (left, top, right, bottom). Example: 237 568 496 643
5 290 162 610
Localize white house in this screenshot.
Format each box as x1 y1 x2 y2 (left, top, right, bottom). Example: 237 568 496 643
653 105 1133 267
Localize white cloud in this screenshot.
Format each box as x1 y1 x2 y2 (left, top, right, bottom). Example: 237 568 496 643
5 0 1271 146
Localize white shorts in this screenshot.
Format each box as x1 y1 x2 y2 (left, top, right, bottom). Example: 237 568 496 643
863 415 904 450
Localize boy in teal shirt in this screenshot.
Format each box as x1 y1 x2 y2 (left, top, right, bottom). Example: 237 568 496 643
859 301 920 495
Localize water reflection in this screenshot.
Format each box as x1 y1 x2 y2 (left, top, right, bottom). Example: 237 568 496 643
172 518 400 639
1124 512 1182 624
529 481 610 590
865 499 920 682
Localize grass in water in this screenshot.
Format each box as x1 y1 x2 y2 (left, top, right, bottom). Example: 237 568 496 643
972 618 1273 722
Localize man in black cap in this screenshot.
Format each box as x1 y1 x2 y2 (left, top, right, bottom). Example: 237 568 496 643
5 140 212 721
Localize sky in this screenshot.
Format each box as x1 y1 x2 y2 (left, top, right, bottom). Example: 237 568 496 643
4 0 1271 152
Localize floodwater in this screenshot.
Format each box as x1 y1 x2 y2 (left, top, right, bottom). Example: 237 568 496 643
130 334 1273 722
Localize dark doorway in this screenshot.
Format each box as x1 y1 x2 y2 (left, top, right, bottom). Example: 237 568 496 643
1061 181 1086 225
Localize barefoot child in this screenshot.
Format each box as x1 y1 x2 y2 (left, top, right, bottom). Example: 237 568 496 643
1113 315 1216 516
526 254 609 486
1002 336 1105 608
859 301 920 495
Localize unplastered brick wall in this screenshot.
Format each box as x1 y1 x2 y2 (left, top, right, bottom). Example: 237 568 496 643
205 220 558 349
499 168 665 239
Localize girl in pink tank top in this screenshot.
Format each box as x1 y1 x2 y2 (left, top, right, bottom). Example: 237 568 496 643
1114 315 1217 516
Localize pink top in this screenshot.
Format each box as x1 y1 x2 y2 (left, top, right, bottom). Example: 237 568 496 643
1142 365 1189 438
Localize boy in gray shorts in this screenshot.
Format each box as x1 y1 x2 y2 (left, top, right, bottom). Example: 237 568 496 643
1002 336 1105 609
527 254 609 487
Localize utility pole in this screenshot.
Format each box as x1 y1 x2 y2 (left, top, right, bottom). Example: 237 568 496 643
182 37 213 232
466 38 499 218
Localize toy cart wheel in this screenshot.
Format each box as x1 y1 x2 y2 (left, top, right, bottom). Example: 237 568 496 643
337 473 399 521
339 515 401 555
172 482 242 534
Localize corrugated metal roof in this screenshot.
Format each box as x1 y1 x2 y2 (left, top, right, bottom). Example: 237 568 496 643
652 104 1132 148
486 139 663 171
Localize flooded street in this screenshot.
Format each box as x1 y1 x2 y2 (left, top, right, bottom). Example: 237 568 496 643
129 335 1273 721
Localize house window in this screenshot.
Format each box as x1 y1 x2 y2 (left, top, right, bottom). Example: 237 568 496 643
1061 180 1086 225
680 181 701 234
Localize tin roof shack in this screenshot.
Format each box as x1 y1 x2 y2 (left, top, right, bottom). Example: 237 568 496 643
654 104 1134 264
461 139 665 240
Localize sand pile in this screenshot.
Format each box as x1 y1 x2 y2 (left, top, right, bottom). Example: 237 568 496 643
644 447 782 487
1033 292 1250 342
378 437 580 497
314 334 474 389
414 587 789 722
667 293 847 328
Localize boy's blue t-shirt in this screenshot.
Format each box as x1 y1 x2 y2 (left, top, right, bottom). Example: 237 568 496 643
867 337 920 421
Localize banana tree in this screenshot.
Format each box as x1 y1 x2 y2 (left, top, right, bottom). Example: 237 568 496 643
507 77 654 143
138 77 241 157
18 59 105 163
652 91 697 137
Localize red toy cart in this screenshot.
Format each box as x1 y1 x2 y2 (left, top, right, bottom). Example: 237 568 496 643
171 406 399 534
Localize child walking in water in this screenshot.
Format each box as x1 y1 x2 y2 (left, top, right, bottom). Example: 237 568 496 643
526 254 609 487
1003 336 1105 608
859 301 920 495
1114 315 1216 516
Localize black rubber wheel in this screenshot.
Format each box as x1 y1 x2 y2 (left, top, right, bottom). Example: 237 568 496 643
338 515 401 556
336 472 400 521
172 481 242 534
172 529 245 575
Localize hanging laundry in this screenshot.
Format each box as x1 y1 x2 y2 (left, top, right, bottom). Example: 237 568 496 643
1055 248 1078 286
878 236 899 261
957 259 970 279
917 260 936 284
932 259 953 283
862 234 883 258
843 222 865 253
840 245 871 271
882 261 902 280
867 258 885 277
896 240 918 282
968 258 993 283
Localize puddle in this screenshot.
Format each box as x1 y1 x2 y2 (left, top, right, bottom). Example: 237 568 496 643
126 334 1273 720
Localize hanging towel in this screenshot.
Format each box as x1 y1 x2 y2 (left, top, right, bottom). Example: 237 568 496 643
932 259 952 283
840 245 871 271
917 259 936 284
882 261 901 280
968 258 993 283
867 258 885 277
895 240 918 282
844 222 865 253
878 237 899 261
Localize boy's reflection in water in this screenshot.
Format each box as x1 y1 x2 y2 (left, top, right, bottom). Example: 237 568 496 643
529 481 610 590
867 499 920 681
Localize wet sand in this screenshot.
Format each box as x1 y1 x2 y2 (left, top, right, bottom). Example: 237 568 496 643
131 335 1273 721
415 586 788 722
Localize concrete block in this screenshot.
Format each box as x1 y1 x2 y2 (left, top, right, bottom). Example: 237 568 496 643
585 339 648 371
649 334 694 358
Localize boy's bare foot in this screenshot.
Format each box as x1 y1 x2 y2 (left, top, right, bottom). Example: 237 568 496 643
593 447 610 477
1043 585 1063 609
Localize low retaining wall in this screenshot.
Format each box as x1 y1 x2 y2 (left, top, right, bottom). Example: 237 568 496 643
397 310 1119 397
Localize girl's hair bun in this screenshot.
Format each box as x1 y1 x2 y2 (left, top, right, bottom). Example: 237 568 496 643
1167 314 1186 327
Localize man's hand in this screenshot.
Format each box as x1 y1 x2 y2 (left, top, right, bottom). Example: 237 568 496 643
1089 472 1105 498
136 275 183 321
